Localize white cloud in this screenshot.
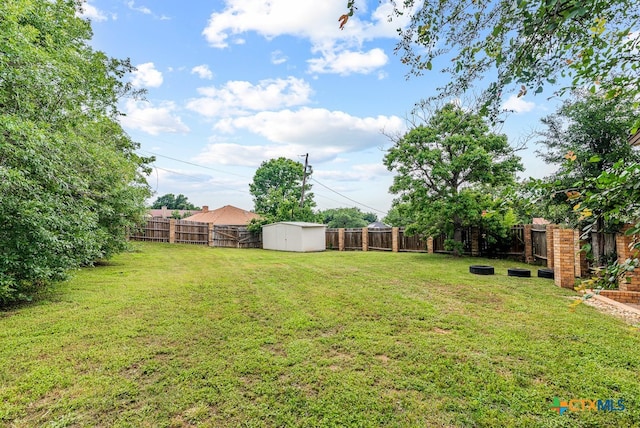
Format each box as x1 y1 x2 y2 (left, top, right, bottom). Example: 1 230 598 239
201 0 410 48
502 95 535 114
131 62 164 88
120 100 190 135
78 2 108 22
308 48 388 75
194 142 344 167
271 50 288 65
127 0 152 15
213 107 404 151
191 64 214 80
186 77 313 118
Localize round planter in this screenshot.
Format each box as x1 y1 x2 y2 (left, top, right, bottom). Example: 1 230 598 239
469 265 495 275
537 268 554 279
508 268 531 278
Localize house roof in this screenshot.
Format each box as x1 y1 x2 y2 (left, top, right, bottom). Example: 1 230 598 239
368 221 390 228
630 129 640 146
183 205 261 225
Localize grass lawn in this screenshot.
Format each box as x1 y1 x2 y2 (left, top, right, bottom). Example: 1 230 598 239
1 242 639 427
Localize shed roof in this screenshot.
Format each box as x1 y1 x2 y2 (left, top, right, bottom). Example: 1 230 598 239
264 221 326 228
183 205 261 225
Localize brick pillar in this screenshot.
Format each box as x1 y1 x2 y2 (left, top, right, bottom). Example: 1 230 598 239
546 225 557 269
553 228 576 289
392 227 399 252
169 219 176 244
573 230 588 278
338 228 345 251
471 227 481 256
427 237 434 254
524 224 534 264
616 225 640 291
362 227 369 252
208 223 214 247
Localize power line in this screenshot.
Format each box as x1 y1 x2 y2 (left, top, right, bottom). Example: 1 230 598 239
142 149 388 215
311 178 388 215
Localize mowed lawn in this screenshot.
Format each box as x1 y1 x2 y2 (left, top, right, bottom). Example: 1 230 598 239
1 243 639 427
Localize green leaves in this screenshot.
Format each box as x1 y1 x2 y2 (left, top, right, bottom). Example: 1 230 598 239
0 0 152 304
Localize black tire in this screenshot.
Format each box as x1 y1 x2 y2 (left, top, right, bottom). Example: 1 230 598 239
469 265 495 275
508 268 531 278
537 268 554 279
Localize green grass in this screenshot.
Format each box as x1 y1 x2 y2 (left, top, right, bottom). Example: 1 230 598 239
1 243 639 427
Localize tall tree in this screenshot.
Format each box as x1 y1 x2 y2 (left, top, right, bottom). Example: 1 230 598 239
0 0 152 304
384 104 522 255
535 92 639 225
342 1 640 123
249 157 316 222
151 193 199 210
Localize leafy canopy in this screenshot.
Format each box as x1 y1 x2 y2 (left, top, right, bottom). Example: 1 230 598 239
0 0 152 304
249 157 316 224
384 103 522 254
151 193 200 210
343 0 640 122
319 207 377 229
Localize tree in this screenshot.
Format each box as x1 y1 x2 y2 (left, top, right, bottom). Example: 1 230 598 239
342 1 640 123
319 207 377 228
384 103 523 255
534 91 640 227
151 193 200 210
249 157 316 222
0 0 152 304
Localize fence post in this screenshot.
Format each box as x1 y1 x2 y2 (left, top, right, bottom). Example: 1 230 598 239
616 225 640 291
573 230 588 278
208 223 214 247
553 228 576 289
362 227 369 251
169 219 176 244
427 237 434 254
471 227 481 256
524 224 534 264
392 227 399 252
338 228 345 251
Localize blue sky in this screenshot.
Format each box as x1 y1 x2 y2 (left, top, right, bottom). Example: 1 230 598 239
81 0 561 217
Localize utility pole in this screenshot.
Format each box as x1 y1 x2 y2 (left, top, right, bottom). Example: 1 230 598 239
300 153 309 208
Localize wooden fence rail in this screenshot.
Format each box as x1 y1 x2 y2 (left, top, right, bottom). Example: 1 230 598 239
130 219 261 248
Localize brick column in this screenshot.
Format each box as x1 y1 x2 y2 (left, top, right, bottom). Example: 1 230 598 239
392 227 399 252
524 224 534 264
546 225 557 269
471 227 481 256
169 219 176 244
362 227 369 252
573 230 588 278
616 225 640 291
427 237 434 254
338 228 345 251
553 228 576 289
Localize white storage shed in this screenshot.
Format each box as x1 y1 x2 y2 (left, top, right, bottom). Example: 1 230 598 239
262 222 326 252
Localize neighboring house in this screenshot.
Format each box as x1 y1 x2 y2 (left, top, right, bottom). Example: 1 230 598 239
367 221 390 228
630 129 640 147
182 205 261 225
148 205 200 219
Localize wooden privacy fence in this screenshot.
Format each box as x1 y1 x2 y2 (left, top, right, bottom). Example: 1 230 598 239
326 227 427 252
129 219 261 248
